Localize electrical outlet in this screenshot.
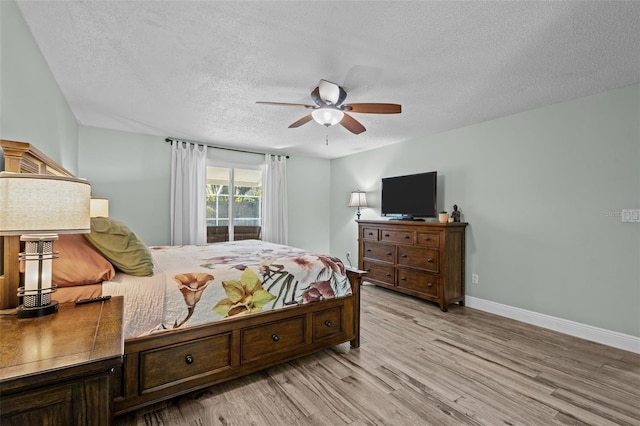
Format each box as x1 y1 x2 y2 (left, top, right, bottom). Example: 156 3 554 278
622 209 640 223
472 274 479 284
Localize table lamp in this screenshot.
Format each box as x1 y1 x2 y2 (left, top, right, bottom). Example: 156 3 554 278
0 173 91 318
348 190 368 220
90 197 109 218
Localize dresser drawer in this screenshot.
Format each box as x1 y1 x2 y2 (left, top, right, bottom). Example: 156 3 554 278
416 231 440 248
140 333 231 392
362 227 379 240
397 268 439 297
380 229 414 244
241 316 306 363
398 246 439 272
313 307 344 341
362 260 394 285
363 241 394 263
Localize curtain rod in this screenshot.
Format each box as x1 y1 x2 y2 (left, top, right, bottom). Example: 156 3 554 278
165 138 289 159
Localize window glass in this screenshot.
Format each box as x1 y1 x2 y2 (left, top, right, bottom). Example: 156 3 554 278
206 166 262 242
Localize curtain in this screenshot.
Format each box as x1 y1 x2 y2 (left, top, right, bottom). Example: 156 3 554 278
170 140 207 245
262 154 288 245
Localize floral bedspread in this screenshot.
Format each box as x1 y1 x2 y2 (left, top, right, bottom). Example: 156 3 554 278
149 240 351 331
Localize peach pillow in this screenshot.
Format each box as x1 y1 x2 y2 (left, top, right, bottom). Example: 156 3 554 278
53 233 115 287
55 284 103 303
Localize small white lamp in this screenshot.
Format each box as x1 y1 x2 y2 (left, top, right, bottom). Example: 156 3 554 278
348 190 368 220
90 197 109 218
0 173 91 318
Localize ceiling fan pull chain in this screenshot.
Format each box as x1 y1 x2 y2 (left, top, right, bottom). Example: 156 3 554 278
326 133 329 146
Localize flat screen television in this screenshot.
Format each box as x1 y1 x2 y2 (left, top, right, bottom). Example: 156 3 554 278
381 171 437 220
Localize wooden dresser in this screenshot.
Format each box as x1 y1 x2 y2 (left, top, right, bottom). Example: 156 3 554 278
357 220 467 311
0 296 124 425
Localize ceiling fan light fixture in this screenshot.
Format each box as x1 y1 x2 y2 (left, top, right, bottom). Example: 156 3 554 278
311 108 344 127
257 79 400 134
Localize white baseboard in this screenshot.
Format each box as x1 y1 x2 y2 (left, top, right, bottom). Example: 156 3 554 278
465 296 640 354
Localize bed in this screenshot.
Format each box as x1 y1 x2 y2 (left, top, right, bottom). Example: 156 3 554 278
0 140 362 416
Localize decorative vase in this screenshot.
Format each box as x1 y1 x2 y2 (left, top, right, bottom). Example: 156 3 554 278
438 213 449 223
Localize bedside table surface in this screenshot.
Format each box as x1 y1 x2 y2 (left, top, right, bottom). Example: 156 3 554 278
0 296 124 383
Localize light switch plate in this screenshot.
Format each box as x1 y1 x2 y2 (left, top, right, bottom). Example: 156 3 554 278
621 209 640 223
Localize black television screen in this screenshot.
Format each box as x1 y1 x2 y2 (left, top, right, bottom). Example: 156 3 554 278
381 171 437 219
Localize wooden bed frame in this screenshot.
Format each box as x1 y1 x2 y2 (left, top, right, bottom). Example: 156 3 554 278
1 140 362 416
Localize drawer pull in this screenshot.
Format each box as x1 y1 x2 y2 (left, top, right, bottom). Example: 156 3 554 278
366 269 371 272
384 234 390 237
404 235 410 239
185 354 194 364
385 273 391 277
272 334 280 342
324 320 333 327
401 254 407 258
386 252 392 256
424 237 430 241
427 282 434 288
427 258 433 262
400 276 407 281
367 249 372 252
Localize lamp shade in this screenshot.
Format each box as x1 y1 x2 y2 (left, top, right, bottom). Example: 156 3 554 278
312 108 344 126
90 197 109 218
348 190 368 208
0 173 91 235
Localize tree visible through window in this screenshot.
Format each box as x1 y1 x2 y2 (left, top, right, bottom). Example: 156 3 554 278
206 166 263 243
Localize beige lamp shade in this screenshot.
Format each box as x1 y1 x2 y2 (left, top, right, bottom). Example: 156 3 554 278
0 173 91 235
90 197 109 218
348 190 368 208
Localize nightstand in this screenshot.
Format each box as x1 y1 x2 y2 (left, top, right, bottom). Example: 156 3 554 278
0 296 124 425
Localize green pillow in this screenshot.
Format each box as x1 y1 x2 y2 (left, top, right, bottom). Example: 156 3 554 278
84 217 154 276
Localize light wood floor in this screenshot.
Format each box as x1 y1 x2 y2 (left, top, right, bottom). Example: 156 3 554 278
114 284 640 426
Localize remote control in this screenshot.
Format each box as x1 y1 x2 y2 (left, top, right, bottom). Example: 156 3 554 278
75 295 111 305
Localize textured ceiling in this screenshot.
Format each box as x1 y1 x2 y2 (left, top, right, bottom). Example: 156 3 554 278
16 1 640 159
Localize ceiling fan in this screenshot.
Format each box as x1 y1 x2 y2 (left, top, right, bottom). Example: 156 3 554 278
256 79 401 135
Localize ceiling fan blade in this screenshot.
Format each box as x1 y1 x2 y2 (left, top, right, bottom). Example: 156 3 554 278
343 103 402 114
256 101 315 109
288 114 313 128
340 113 366 135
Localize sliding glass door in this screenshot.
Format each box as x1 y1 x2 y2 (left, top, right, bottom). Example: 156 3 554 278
206 165 263 243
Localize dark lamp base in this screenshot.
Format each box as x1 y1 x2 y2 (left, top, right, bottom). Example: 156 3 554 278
16 301 59 318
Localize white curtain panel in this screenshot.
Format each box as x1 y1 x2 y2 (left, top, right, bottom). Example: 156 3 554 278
262 154 288 245
170 140 207 245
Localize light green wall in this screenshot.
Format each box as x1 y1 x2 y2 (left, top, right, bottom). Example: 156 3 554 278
77 126 332 250
0 0 78 172
286 156 331 253
77 126 171 246
331 84 640 337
